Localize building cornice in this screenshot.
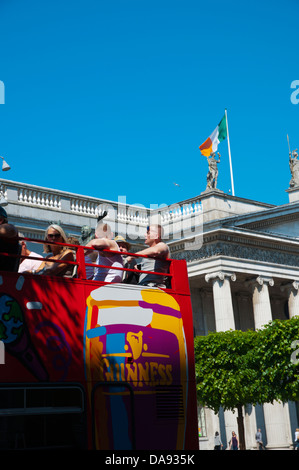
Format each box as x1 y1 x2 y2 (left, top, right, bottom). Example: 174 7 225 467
170 227 299 272
221 200 299 230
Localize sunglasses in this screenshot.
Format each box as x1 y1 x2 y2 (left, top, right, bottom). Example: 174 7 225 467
47 233 61 239
146 226 158 234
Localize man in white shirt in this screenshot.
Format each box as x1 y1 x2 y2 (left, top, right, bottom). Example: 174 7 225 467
18 237 43 273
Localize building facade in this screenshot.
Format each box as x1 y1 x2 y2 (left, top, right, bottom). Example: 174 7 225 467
0 177 298 449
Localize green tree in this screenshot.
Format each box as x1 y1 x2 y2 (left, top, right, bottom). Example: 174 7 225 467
194 319 299 450
194 329 259 450
256 317 299 403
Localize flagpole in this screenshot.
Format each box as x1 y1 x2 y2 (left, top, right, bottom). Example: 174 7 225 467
287 134 291 154
225 108 235 196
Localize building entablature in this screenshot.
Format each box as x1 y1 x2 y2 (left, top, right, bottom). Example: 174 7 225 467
169 224 299 286
170 226 299 259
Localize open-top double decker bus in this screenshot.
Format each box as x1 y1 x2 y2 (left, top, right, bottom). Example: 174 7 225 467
0 237 199 450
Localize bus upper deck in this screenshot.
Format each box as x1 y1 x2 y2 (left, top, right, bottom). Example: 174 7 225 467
0 236 198 450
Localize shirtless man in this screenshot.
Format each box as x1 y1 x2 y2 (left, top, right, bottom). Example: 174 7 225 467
134 224 169 288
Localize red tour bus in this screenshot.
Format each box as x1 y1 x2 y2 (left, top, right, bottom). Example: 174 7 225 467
0 237 199 450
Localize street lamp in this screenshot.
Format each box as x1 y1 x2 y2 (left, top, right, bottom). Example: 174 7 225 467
0 156 11 206
0 156 11 171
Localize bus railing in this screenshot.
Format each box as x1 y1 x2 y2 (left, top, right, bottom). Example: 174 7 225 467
0 236 173 287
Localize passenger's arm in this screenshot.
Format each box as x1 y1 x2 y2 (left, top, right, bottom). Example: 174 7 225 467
135 242 169 259
85 238 119 251
35 250 74 276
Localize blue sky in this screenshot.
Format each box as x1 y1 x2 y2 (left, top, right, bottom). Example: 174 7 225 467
0 0 298 209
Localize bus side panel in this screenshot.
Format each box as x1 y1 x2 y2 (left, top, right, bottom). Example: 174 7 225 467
0 272 199 450
84 283 199 450
0 273 87 383
172 292 199 450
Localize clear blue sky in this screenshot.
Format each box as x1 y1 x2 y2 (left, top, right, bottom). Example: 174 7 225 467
0 0 298 209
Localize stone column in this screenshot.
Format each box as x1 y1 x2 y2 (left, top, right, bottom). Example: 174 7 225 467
205 271 236 332
246 276 274 330
244 404 258 450
235 292 255 331
248 276 292 449
281 281 299 318
262 402 292 449
200 289 216 334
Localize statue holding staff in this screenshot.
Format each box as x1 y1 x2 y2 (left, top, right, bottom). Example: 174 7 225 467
206 151 221 190
288 135 299 188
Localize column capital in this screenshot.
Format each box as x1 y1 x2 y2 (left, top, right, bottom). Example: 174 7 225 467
205 271 236 283
280 280 299 293
282 280 299 318
245 276 274 289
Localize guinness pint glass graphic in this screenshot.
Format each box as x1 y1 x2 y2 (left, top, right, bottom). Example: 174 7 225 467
84 284 188 450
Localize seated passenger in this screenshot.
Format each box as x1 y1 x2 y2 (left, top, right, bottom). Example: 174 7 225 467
132 224 169 288
67 236 80 246
27 225 74 276
0 206 20 272
114 235 138 284
85 222 123 283
18 233 43 273
80 227 96 280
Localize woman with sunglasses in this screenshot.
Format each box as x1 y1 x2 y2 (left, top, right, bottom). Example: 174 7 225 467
28 224 74 276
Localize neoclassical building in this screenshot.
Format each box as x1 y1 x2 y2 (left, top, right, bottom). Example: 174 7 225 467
0 176 298 449
184 188 299 449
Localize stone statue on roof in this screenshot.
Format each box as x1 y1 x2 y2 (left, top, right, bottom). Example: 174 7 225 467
289 148 299 188
206 152 221 190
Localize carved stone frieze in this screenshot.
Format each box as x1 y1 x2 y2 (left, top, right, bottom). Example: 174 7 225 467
172 241 299 268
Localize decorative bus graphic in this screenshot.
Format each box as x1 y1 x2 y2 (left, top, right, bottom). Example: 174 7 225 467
84 284 188 449
0 240 198 450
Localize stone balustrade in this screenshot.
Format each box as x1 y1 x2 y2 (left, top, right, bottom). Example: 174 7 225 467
19 186 61 209
0 178 203 243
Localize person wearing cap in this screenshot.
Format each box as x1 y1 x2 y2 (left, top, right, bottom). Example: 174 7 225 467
0 206 17 237
114 235 139 284
114 235 131 253
0 206 20 271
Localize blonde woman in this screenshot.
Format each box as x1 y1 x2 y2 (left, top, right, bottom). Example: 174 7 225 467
28 225 74 276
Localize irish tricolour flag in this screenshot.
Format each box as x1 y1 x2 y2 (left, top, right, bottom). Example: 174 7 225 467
199 114 227 157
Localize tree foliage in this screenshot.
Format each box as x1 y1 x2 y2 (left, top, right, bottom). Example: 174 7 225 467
194 317 299 413
255 317 299 403
194 328 261 413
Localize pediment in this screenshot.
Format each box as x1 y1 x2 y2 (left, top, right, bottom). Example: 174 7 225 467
222 202 299 239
